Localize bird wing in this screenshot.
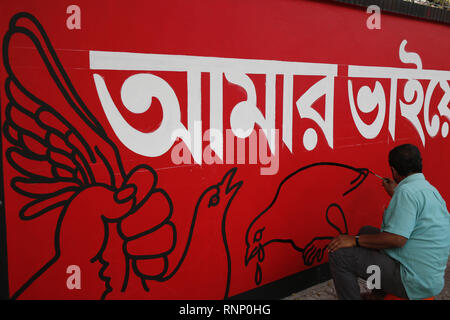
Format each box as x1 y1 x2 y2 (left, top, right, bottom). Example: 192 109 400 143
2 12 126 220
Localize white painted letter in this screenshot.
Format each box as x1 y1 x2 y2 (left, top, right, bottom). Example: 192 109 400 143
348 81 386 139
93 73 186 158
296 77 335 150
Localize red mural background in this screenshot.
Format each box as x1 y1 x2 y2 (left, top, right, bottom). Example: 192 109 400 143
0 0 449 299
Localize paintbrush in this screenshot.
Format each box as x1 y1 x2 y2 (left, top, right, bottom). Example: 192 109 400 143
369 170 385 181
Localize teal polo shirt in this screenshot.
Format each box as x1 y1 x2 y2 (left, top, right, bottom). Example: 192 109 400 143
381 173 450 300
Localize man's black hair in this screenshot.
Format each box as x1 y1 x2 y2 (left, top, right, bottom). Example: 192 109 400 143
388 144 422 177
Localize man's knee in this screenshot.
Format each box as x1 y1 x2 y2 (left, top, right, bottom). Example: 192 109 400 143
329 247 354 268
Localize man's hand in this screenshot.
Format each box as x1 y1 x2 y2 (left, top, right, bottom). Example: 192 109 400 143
327 235 356 253
382 178 397 197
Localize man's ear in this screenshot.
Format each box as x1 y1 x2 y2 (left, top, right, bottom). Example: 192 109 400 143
390 166 401 182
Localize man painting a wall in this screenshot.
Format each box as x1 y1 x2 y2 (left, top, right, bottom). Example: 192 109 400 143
1 0 449 301
327 144 450 300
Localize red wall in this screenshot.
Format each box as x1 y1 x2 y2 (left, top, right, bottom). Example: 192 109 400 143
1 0 449 299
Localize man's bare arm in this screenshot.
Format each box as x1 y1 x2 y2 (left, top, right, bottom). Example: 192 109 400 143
327 232 407 252
359 232 407 249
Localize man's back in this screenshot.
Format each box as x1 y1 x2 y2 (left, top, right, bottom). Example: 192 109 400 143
382 173 450 299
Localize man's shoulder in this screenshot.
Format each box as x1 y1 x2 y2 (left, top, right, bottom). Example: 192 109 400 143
394 183 417 196
393 181 427 205
398 176 434 194
398 178 448 211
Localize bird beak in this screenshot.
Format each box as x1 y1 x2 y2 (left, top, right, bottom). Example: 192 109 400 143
343 167 369 196
220 167 243 195
245 242 265 266
245 245 258 265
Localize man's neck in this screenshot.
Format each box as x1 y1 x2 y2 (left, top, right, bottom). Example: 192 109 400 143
396 172 419 184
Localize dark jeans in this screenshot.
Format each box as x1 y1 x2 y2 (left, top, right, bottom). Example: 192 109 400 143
328 226 409 300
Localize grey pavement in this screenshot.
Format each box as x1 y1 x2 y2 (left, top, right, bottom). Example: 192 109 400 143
284 256 450 300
